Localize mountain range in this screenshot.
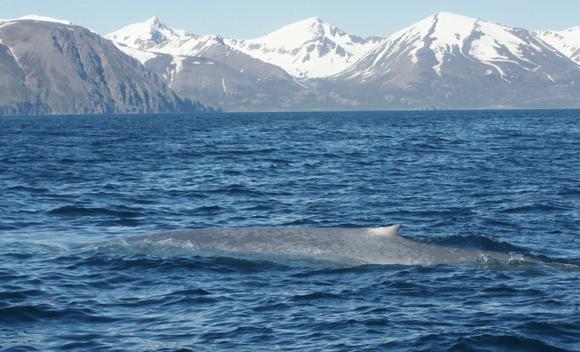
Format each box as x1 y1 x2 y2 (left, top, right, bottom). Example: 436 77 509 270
2 12 580 115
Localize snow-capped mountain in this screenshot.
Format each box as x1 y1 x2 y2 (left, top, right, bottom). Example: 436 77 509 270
104 13 580 110
225 17 383 78
4 12 580 114
105 17 383 79
105 17 292 80
105 17 303 110
335 12 575 84
534 27 580 65
105 16 193 50
323 12 580 109
105 18 225 61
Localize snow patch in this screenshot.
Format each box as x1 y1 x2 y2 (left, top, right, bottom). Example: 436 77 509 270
111 41 158 64
293 79 309 89
6 46 23 71
222 78 226 92
171 56 186 74
483 62 511 83
0 15 72 25
0 21 15 32
433 61 443 76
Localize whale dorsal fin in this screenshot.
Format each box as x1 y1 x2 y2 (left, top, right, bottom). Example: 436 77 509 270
368 223 402 238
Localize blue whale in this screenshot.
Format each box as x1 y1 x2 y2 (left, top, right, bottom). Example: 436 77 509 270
115 224 540 265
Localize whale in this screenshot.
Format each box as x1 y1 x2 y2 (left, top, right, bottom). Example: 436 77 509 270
114 224 540 265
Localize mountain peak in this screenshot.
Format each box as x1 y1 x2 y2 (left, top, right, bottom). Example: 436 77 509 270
433 11 465 17
143 16 170 32
405 12 482 32
253 16 339 46
305 16 323 24
303 16 328 29
389 11 488 42
145 16 162 26
106 17 193 48
431 12 477 21
228 16 382 78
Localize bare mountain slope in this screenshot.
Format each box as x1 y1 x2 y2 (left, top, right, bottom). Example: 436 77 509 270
0 17 208 115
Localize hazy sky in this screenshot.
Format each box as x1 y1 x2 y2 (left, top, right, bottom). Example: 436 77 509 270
3 0 580 38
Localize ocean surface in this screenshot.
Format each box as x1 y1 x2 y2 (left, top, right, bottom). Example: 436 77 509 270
1 110 579 351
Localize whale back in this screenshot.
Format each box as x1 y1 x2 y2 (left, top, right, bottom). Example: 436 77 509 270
116 224 534 265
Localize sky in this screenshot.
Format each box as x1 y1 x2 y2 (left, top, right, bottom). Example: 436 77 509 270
3 0 580 38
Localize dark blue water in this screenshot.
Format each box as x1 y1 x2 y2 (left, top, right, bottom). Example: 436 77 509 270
1 111 579 351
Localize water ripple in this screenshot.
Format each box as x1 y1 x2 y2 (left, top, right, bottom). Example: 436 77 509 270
1 111 580 351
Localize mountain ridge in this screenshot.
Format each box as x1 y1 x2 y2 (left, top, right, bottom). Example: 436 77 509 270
105 16 384 79
3 12 580 114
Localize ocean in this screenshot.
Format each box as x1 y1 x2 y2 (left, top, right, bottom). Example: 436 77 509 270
1 110 579 351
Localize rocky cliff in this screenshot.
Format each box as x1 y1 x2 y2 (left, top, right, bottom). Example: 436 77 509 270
0 18 210 115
